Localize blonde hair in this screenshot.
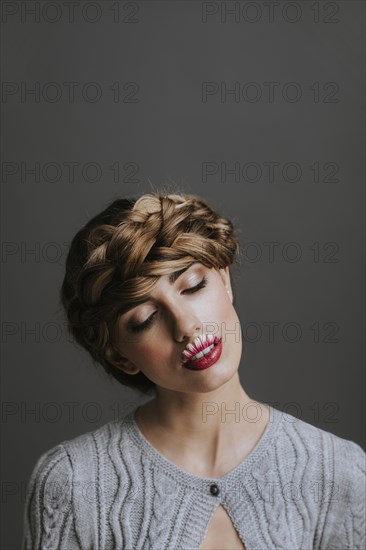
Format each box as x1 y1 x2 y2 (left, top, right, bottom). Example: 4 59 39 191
60 192 240 394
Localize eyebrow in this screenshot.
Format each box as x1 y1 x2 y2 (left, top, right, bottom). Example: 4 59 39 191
119 261 201 318
168 261 200 284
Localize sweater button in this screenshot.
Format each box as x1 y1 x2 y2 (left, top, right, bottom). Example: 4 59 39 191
210 483 219 496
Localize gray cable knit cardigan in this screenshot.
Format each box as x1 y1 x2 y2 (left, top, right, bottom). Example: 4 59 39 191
22 405 366 549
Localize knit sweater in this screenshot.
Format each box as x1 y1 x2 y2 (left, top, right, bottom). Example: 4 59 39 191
22 404 366 550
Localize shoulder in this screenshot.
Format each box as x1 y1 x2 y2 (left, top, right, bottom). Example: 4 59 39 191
270 406 366 501
272 407 366 542
273 405 366 464
270 407 366 547
22 414 137 548
25 442 73 510
25 413 135 503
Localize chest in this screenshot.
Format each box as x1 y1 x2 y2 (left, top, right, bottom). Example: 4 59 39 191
200 504 246 550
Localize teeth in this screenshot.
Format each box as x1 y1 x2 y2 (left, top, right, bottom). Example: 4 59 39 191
193 336 201 348
189 343 215 362
182 334 220 363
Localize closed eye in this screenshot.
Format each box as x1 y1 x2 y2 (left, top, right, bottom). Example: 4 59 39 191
130 276 208 333
183 276 208 294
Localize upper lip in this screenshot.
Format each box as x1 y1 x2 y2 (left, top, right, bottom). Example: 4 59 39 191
181 334 219 364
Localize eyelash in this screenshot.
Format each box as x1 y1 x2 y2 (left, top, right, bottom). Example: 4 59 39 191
130 276 208 333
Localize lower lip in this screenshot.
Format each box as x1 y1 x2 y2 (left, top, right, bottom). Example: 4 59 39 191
182 340 223 371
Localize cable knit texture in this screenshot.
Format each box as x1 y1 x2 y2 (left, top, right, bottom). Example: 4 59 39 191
22 405 366 550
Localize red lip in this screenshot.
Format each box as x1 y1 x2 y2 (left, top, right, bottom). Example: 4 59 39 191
182 339 222 371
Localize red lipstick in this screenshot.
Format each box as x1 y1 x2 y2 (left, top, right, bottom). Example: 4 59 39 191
182 335 222 371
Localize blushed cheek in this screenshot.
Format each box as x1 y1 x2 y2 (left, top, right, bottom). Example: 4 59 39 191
133 344 166 373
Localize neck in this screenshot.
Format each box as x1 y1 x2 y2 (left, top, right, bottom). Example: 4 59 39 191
136 373 269 477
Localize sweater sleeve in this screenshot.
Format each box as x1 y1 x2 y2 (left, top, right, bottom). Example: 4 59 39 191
21 443 79 550
324 438 366 550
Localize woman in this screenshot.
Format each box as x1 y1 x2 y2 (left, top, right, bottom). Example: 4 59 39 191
22 191 365 549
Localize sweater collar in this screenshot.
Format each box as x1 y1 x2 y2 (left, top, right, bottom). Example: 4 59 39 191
123 403 283 494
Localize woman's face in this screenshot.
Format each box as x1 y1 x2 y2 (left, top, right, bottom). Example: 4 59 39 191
112 261 242 394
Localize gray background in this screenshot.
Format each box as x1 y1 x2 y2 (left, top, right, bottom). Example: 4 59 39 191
1 1 365 548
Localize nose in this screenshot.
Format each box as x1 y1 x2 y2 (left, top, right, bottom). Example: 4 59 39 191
170 303 202 343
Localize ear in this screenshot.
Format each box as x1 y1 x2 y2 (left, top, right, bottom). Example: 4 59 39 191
105 346 140 375
218 266 233 303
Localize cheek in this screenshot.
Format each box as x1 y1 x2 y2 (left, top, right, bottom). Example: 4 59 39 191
134 342 175 383
213 298 241 341
214 293 237 320
132 341 169 369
